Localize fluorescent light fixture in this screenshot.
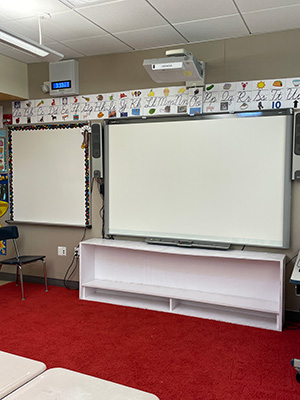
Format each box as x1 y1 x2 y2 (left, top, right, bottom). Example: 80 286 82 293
0 30 49 57
0 27 63 62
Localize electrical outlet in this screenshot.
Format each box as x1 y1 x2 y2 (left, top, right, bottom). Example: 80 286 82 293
74 246 79 257
58 246 67 256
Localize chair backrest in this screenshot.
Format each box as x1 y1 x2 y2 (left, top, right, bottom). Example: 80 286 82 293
0 226 19 241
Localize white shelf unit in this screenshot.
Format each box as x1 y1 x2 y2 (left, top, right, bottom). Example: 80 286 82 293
79 239 286 331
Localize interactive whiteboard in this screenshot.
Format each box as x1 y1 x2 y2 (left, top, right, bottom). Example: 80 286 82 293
104 110 293 248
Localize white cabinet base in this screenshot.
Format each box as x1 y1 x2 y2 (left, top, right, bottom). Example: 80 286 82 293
79 239 285 331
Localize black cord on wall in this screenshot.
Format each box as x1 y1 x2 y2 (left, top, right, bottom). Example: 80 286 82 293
63 227 87 290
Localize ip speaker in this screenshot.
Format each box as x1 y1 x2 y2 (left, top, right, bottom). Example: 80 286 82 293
91 123 103 179
293 110 300 180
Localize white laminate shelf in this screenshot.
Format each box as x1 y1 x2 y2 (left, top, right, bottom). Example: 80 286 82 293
82 279 279 314
79 239 285 331
81 238 285 262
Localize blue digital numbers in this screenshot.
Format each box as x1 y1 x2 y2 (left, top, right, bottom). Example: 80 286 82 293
52 80 71 90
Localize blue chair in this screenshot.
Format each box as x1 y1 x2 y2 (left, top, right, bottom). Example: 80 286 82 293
0 226 48 300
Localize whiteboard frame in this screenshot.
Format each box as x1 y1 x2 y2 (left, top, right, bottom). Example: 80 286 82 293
104 110 293 249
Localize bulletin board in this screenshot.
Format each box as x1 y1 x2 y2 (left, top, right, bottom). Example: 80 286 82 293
8 123 90 227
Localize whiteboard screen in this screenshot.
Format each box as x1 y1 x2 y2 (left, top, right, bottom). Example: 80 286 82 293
9 124 90 226
104 111 292 248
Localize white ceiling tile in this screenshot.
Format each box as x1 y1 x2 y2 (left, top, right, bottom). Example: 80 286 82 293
0 19 52 42
174 15 249 42
0 15 10 23
76 0 167 32
61 34 133 56
18 11 106 42
0 0 69 20
0 0 299 64
244 5 300 33
235 0 300 13
60 0 126 9
116 26 187 50
43 41 86 58
148 0 238 23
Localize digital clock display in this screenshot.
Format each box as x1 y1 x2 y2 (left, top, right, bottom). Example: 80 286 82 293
51 80 71 90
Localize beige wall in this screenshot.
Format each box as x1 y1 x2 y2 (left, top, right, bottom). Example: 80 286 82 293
0 55 28 100
2 28 300 310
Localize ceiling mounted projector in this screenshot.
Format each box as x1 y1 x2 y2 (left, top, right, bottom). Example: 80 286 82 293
143 49 205 87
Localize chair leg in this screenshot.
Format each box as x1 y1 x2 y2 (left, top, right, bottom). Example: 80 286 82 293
18 265 25 301
15 265 19 286
42 259 48 292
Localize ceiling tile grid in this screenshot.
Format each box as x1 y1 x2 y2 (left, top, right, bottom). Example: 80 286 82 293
147 0 239 23
116 25 188 50
0 0 299 63
234 0 300 13
60 34 134 56
19 12 108 42
242 4 300 34
174 15 249 42
76 0 168 32
115 26 187 50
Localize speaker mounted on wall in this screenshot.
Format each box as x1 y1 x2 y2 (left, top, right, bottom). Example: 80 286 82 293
292 110 300 180
91 123 103 179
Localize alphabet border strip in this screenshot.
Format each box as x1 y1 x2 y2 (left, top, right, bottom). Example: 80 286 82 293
11 77 300 125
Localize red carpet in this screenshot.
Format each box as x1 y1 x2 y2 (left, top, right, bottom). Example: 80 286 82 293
0 282 300 400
